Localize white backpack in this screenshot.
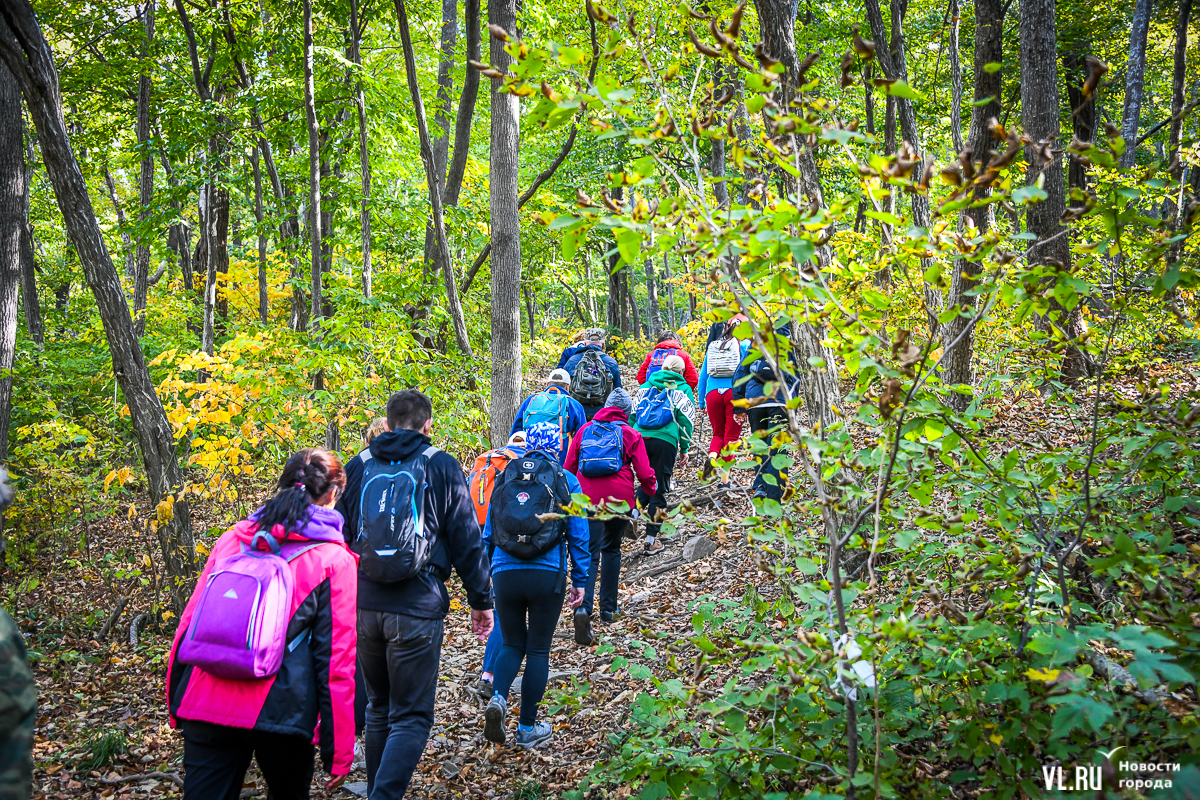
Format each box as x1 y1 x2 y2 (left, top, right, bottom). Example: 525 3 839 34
706 337 742 378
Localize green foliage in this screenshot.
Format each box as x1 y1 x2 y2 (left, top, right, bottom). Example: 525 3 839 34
79 729 129 771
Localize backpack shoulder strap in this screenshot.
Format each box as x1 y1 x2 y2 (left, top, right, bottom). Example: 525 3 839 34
283 541 332 562
421 445 441 460
359 449 373 464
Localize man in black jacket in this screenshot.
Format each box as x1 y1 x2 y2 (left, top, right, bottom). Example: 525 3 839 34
338 389 494 799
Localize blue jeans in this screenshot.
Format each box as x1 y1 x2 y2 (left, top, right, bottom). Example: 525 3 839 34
749 407 788 500
482 623 503 675
582 517 624 617
357 610 444 799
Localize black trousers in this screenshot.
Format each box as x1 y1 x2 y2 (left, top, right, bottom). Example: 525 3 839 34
583 516 624 617
358 610 445 799
492 569 565 726
182 720 314 800
637 437 677 538
748 407 788 500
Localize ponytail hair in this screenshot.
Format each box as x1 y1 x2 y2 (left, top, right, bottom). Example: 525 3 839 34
253 448 346 538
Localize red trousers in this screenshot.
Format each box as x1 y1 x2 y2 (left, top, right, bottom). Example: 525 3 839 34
705 389 743 464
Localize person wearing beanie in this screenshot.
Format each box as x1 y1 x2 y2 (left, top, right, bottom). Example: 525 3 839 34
510 368 587 464
631 354 696 555
558 328 623 420
563 388 656 630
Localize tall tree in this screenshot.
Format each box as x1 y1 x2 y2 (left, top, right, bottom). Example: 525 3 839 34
1065 52 1098 191
0 63 21 462
942 0 1004 409
0 0 196 608
1165 0 1193 234
1120 0 1155 167
1020 0 1089 378
132 0 155 336
349 0 372 298
394 0 474 359
303 0 323 327
487 0 522 445
251 147 268 322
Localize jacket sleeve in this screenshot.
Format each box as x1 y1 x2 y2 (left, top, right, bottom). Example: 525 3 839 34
673 388 696 452
313 553 358 776
697 355 709 406
567 398 587 436
166 530 236 725
635 352 651 385
563 423 583 474
431 454 494 610
563 473 591 586
511 397 530 435
628 432 658 496
556 347 572 369
334 454 364 543
604 355 622 388
683 353 700 391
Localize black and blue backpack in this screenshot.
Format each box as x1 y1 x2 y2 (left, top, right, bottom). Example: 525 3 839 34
489 449 571 560
353 445 439 583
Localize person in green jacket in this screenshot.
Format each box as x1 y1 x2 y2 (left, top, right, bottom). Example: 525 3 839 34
631 355 696 554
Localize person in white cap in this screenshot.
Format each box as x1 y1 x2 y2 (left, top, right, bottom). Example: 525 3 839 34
510 368 587 464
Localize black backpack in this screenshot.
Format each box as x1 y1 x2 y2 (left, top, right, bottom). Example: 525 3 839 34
489 449 570 560
570 348 613 405
353 445 439 583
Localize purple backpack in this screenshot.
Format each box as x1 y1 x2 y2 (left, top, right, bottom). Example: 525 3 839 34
177 531 326 681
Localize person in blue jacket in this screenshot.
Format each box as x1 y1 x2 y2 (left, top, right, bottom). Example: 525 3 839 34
481 461 590 748
732 321 801 501
511 369 587 462
559 328 623 420
697 316 750 485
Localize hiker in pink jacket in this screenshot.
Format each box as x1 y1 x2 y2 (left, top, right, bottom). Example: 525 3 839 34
167 449 358 799
563 389 656 631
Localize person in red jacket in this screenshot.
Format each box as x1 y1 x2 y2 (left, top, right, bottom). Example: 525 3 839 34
167 449 358 798
635 330 699 392
563 389 657 634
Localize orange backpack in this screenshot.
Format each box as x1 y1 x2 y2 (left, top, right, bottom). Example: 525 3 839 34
467 447 520 526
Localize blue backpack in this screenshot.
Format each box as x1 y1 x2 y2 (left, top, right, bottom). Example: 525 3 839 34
522 392 569 455
634 387 674 430
577 421 625 477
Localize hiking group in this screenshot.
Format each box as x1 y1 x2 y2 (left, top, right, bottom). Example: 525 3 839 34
163 322 799 799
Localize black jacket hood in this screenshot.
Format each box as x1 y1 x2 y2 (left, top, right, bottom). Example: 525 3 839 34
367 428 430 463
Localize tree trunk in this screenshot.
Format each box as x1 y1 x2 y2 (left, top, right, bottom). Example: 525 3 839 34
17 87 41 347
665 253 676 329
486 0 522 445
133 0 155 337
395 0 475 361
1165 0 1192 239
422 0 458 271
948 0 964 153
1020 0 1089 379
445 0 481 206
251 147 268 323
102 168 136 281
582 250 596 322
645 253 662 337
1065 52 1097 191
943 0 1003 410
350 0 372 298
0 62 21 462
0 1 196 608
605 241 621 330
524 281 536 341
303 0 323 328
1119 0 1155 168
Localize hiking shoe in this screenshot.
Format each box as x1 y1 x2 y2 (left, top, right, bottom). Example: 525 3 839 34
645 540 665 556
472 678 494 702
484 694 507 744
599 610 622 624
515 721 553 748
573 607 594 646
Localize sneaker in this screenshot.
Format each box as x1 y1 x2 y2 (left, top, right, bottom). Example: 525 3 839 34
515 721 553 748
471 677 494 702
573 607 594 646
644 540 665 556
484 694 507 744
599 610 622 624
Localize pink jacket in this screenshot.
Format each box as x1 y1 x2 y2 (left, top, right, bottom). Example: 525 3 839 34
167 507 358 775
563 406 657 511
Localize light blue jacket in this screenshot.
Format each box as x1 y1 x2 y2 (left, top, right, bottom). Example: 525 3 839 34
483 470 591 587
698 339 751 406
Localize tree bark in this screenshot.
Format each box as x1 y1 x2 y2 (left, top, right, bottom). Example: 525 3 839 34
1065 52 1097 191
605 240 621 331
303 0 323 328
1119 0 1155 168
18 85 41 347
524 281 536 341
486 0 522 445
0 0 195 608
350 0 372 299
665 252 676 329
645 253 662 337
0 62 21 462
1020 0 1089 379
102 168 136 281
422 0 458 271
133 0 155 337
1165 0 1192 237
445 0 481 206
943 0 1003 410
251 147 268 323
948 0 964 153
